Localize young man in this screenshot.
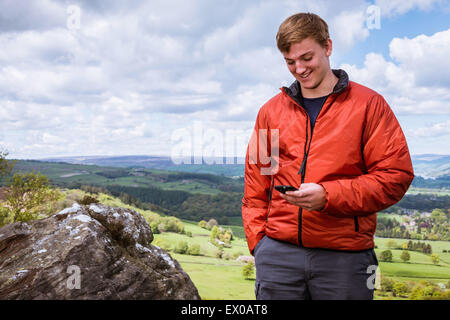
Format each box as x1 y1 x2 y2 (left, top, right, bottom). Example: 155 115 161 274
242 13 414 300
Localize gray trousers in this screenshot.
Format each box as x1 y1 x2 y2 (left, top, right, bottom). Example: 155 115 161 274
254 236 378 300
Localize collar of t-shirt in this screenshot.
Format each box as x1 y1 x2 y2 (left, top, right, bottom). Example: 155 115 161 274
301 95 328 131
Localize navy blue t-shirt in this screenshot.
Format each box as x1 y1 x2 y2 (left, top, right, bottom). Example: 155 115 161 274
302 95 327 131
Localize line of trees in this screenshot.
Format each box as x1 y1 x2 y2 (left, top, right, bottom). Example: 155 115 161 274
405 240 433 254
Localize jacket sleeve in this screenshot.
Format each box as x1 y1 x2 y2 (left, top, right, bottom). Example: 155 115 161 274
242 107 272 255
319 94 414 217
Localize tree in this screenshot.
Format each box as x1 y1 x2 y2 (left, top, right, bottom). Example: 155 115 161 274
380 250 393 262
198 220 207 229
4 172 61 223
407 240 413 250
242 262 255 280
430 253 440 265
431 209 446 224
400 250 410 263
0 149 16 179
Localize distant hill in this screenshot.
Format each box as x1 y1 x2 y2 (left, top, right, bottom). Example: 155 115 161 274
411 154 450 179
39 154 450 179
39 155 246 177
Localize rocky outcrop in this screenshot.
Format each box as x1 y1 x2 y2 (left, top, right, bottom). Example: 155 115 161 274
0 203 200 300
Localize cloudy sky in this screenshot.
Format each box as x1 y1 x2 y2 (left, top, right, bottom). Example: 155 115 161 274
1 0 449 160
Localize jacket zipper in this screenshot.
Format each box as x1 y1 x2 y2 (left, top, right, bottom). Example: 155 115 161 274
297 115 309 247
266 176 275 222
283 92 332 247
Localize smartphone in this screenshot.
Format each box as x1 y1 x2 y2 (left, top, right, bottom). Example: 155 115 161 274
274 185 298 194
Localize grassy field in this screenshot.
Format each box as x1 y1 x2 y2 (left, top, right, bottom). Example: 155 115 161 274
407 187 450 196
171 253 255 300
375 237 450 264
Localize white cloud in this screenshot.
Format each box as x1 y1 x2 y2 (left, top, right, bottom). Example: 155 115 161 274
330 9 370 49
374 0 442 16
341 28 450 115
389 29 450 87
407 120 450 138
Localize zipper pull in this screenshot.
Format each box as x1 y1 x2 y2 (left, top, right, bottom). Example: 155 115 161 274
268 176 275 201
298 156 307 177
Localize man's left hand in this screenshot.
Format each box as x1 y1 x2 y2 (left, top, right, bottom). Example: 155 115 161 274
280 183 327 211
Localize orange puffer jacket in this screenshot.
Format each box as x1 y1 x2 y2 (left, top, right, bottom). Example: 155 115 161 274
242 69 414 254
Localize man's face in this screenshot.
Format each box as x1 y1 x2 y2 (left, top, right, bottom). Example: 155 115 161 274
283 37 332 92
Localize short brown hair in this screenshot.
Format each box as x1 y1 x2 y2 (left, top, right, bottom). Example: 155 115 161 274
276 13 330 52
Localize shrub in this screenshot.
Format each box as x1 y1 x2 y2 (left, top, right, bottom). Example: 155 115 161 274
0 206 10 228
79 195 99 205
174 241 189 254
215 247 224 259
409 285 424 300
242 262 255 280
422 285 439 298
380 250 393 262
150 221 160 234
167 217 185 233
393 282 410 297
386 240 398 249
157 223 167 233
400 250 410 263
222 252 234 260
380 277 395 292
206 218 218 230
187 244 201 256
198 220 207 229
430 253 440 265
4 172 62 223
153 238 172 251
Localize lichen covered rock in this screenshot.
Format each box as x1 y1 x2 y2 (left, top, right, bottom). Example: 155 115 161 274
0 203 200 300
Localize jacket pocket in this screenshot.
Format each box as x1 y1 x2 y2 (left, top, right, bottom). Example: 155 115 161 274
354 216 359 232
255 281 261 300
